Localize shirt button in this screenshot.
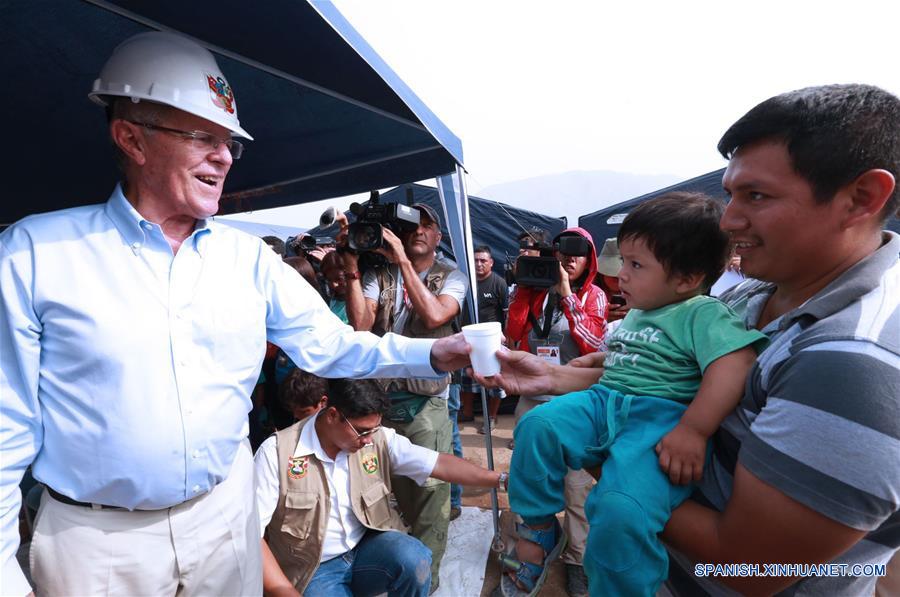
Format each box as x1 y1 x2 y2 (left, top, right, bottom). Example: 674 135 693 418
192 485 201 493
192 450 201 459
131 241 141 249
142 222 152 230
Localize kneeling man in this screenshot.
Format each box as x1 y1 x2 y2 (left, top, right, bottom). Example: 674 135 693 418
255 377 505 596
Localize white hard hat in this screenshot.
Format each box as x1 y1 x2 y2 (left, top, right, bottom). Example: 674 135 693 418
89 31 253 140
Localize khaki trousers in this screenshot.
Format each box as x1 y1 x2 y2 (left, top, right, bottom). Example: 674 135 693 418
31 440 262 596
515 396 595 566
384 396 452 582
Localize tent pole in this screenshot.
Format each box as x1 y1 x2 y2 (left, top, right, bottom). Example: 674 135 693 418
437 167 504 553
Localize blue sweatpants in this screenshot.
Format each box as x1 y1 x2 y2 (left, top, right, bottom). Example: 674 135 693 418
508 385 692 597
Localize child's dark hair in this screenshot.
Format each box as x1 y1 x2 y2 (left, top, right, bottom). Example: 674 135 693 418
325 378 390 418
278 369 328 413
617 192 729 289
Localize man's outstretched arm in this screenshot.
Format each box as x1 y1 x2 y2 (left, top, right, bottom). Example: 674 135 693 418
471 349 603 397
430 453 502 488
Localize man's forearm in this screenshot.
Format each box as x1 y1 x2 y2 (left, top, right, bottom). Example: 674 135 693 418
550 363 603 394
664 498 804 595
344 278 373 331
398 259 454 329
431 453 501 487
662 464 867 595
663 499 723 564
261 539 299 596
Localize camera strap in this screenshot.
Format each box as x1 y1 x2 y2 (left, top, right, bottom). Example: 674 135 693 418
528 291 558 340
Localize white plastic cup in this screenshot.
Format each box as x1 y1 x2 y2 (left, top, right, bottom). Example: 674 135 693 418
462 321 503 377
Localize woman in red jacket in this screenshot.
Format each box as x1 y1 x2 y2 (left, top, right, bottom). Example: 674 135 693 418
503 226 609 596
506 226 608 357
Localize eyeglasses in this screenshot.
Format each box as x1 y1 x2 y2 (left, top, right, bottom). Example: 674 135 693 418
128 121 244 160
339 412 381 439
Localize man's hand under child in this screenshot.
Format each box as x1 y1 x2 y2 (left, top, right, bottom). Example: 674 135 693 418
656 422 707 485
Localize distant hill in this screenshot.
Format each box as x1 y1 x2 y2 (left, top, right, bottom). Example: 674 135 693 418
475 170 680 225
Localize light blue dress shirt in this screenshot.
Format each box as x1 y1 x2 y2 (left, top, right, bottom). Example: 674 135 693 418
0 185 438 594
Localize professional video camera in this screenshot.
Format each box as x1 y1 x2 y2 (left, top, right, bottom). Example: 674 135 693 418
296 235 335 251
346 191 420 252
509 235 592 288
285 234 335 257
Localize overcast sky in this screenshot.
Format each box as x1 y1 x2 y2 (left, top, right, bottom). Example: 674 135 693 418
221 0 900 230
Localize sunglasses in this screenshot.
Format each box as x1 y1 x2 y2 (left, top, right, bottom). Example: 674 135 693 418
339 411 381 439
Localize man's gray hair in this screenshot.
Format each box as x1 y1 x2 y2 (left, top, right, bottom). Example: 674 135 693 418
107 98 168 172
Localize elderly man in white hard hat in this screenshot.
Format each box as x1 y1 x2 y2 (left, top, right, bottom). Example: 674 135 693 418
0 32 470 597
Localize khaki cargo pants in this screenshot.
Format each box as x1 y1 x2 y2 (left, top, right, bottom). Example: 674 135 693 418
384 396 452 583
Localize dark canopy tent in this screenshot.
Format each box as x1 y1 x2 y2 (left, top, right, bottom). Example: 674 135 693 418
305 183 568 274
578 169 727 243
3 0 512 544
579 168 900 242
1 0 463 225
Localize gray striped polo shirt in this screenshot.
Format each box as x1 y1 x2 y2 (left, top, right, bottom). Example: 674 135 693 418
668 232 900 596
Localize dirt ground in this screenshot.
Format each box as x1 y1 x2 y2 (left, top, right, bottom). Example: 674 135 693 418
457 412 569 597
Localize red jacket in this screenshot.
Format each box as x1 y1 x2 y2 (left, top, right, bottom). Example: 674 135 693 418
505 227 609 356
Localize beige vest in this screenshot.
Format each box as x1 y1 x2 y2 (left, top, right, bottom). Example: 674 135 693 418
265 419 408 593
373 260 456 395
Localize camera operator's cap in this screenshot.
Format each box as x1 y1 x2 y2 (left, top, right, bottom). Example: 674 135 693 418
597 238 623 277
411 203 441 227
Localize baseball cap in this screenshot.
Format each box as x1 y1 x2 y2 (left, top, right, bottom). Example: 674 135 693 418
411 203 441 227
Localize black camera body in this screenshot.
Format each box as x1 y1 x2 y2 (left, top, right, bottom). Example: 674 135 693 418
507 236 560 288
509 235 592 288
515 254 561 288
285 234 334 257
347 191 420 252
296 235 335 251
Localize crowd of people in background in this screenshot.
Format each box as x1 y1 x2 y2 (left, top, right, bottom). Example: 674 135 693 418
195 186 760 597
2 29 899 597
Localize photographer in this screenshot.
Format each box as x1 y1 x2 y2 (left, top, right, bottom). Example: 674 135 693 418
341 203 468 588
504 226 608 597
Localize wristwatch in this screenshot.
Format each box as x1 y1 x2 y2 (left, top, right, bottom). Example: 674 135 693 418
345 270 361 281
497 472 509 492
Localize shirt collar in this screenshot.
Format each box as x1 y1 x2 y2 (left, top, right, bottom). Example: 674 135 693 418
104 183 146 250
192 218 212 256
295 411 332 463
743 231 899 331
790 231 899 324
103 183 213 255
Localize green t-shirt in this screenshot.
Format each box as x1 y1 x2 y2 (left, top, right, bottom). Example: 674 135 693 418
601 295 768 402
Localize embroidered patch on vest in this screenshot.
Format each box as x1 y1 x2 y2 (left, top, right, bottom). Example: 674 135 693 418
287 456 309 479
361 453 379 475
